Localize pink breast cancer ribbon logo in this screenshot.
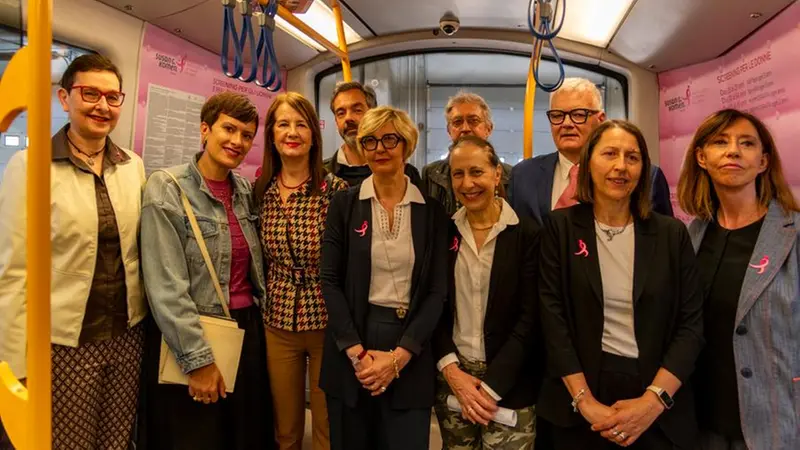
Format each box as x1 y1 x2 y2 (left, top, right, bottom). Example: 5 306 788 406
320 180 328 192
450 237 459 251
749 255 769 274
354 221 368 237
574 239 589 258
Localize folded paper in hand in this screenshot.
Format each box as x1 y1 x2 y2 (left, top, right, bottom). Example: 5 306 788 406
158 315 245 393
446 395 518 427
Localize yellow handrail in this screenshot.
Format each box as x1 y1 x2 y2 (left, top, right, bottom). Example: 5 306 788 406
523 4 541 160
262 0 352 81
0 0 53 449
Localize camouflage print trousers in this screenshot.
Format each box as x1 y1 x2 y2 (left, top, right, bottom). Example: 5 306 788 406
434 356 536 450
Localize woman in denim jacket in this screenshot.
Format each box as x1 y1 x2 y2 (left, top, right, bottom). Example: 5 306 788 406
137 92 275 450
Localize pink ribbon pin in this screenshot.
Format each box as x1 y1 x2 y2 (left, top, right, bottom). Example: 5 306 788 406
749 255 769 274
354 221 368 237
450 237 459 251
574 239 589 258
321 180 328 192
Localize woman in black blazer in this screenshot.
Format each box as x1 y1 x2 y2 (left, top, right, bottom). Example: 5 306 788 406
433 136 542 449
539 120 704 450
320 106 448 450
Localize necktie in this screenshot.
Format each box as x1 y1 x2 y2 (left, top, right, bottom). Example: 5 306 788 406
554 164 579 210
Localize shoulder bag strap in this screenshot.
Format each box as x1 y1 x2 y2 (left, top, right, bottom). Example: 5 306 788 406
157 170 231 319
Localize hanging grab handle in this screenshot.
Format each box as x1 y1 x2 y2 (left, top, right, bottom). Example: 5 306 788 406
528 0 566 92
255 0 282 91
221 0 244 78
237 0 258 82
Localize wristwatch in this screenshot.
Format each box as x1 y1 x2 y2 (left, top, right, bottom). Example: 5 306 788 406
646 385 674 410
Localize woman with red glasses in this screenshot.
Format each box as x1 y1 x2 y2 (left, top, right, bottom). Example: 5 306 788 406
0 54 146 450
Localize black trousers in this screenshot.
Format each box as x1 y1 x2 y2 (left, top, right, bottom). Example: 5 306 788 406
327 305 431 450
552 353 677 450
136 306 276 450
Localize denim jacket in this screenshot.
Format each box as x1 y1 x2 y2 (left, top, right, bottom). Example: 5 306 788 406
141 153 267 373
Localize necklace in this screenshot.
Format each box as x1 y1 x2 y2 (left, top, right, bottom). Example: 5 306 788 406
467 199 502 232
596 220 630 241
66 133 104 165
279 172 310 190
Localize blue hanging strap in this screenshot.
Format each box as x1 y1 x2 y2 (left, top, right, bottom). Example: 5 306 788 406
528 0 566 92
255 0 282 91
221 0 244 78
237 0 258 82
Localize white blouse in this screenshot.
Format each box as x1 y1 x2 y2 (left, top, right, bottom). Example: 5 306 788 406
359 175 425 309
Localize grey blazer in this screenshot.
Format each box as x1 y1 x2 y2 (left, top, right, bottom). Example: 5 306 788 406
688 200 800 450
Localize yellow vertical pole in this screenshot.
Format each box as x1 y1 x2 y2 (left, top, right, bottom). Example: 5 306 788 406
27 0 53 447
523 3 541 160
331 0 352 81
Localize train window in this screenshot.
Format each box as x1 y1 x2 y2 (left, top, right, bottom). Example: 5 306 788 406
0 25 92 183
316 51 626 170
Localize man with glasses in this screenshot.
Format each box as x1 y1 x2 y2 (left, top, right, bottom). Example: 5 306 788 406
421 91 512 215
509 77 673 225
323 80 422 187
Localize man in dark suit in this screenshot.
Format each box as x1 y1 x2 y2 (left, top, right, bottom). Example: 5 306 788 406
420 91 512 215
509 77 673 225
323 81 422 187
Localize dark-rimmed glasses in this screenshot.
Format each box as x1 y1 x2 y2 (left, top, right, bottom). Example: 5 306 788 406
360 133 403 151
545 108 598 125
70 85 126 107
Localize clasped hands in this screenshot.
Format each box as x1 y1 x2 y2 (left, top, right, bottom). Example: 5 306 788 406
579 391 665 447
349 346 412 396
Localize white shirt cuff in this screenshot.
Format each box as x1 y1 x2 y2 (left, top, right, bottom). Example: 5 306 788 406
481 382 502 401
437 353 459 372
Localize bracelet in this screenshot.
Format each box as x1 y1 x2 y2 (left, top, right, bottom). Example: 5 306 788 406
357 349 368 361
389 350 400 379
571 388 587 412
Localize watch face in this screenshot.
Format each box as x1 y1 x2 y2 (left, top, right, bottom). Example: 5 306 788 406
660 391 674 408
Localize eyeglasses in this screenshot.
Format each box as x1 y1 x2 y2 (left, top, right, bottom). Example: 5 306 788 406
360 133 403 151
545 108 598 125
70 85 126 107
449 115 484 129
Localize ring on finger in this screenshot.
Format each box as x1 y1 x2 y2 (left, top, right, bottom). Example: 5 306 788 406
611 429 620 436
618 432 627 440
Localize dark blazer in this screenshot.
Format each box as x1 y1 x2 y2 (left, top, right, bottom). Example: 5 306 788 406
433 217 544 410
509 152 674 225
538 203 703 449
319 185 449 410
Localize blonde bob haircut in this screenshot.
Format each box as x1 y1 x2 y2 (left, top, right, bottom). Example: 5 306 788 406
677 108 799 221
356 106 418 161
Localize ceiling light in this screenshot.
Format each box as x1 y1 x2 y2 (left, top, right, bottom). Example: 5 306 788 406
275 0 362 52
555 0 635 48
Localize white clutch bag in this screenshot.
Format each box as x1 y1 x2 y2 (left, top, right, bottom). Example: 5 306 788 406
155 170 245 393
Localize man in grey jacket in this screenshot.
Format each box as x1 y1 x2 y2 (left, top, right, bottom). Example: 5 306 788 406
421 91 512 215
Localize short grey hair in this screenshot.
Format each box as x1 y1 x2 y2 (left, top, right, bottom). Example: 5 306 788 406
330 81 377 113
549 77 603 110
445 91 493 127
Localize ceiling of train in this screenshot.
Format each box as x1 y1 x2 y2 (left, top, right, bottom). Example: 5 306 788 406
41 0 800 73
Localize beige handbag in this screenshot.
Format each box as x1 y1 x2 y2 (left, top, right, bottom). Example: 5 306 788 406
156 170 245 393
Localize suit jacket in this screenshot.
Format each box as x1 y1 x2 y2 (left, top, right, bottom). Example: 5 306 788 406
509 152 674 225
538 203 704 449
319 186 449 409
433 217 543 410
688 200 800 450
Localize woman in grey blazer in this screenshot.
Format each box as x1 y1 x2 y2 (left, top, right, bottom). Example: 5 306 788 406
677 108 800 450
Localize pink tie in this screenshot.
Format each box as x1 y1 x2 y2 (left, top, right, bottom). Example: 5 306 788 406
554 164 579 210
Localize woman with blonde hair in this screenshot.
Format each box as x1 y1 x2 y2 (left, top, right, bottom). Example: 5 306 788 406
320 106 448 450
253 92 348 450
677 108 800 450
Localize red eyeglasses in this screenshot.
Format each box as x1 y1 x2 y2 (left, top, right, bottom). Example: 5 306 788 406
70 85 126 107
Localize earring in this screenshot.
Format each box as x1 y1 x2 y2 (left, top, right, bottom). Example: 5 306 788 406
494 186 499 197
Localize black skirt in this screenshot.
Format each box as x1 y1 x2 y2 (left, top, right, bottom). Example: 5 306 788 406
135 305 276 450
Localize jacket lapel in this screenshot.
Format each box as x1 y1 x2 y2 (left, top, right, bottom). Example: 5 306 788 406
573 204 603 305
409 202 427 309
487 225 516 317
537 153 558 220
632 216 658 305
351 198 373 305
736 201 796 324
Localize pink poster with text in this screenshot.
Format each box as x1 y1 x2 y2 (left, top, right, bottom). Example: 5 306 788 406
134 23 287 181
658 2 800 222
